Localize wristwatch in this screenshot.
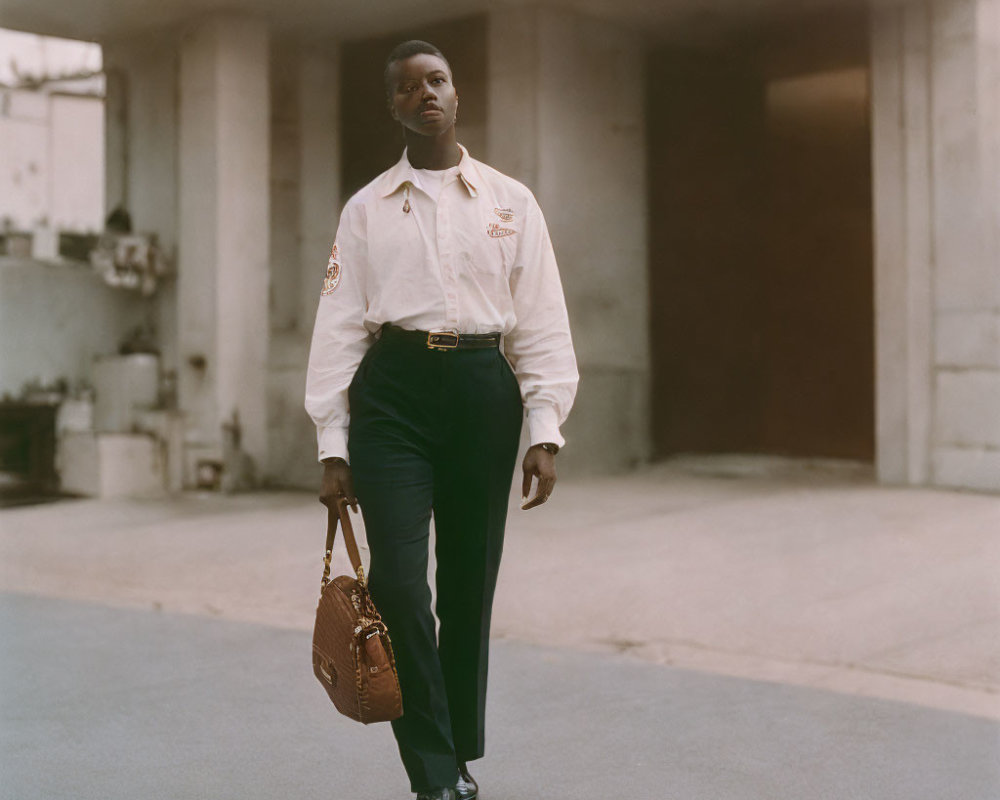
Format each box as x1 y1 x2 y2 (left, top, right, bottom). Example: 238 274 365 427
539 442 559 456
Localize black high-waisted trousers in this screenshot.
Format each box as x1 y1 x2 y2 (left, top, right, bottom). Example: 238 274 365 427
348 324 523 793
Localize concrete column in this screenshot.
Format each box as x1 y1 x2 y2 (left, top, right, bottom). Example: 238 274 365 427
871 4 935 485
269 42 302 335
487 5 649 473
298 46 342 329
264 45 341 489
871 0 1000 492
178 15 270 481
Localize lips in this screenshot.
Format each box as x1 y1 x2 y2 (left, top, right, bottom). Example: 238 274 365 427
420 104 443 116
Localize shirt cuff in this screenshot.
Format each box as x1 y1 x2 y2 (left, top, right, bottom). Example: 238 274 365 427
526 406 566 450
317 425 349 463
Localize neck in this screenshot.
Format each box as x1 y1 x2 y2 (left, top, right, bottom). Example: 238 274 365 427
404 127 461 170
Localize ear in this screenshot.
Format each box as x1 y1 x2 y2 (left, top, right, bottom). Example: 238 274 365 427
387 97 399 121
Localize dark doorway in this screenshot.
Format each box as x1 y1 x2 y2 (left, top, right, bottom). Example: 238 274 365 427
647 11 874 461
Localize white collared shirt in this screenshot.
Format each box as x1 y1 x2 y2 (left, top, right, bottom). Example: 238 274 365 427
305 146 579 462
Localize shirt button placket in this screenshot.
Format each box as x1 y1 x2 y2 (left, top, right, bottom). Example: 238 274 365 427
439 194 459 327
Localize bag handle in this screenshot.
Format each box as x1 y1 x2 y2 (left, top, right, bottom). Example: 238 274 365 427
322 499 367 589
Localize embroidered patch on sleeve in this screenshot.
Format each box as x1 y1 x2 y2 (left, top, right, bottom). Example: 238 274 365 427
487 222 516 238
493 207 515 222
321 243 341 295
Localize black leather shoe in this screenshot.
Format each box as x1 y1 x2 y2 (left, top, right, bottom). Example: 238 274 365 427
416 789 456 800
456 763 478 800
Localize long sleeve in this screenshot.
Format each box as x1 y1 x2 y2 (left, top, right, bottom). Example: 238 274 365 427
304 201 372 462
504 195 579 448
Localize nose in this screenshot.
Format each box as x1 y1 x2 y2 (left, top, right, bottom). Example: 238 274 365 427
420 82 437 100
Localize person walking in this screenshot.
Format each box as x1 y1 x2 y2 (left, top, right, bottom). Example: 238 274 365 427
305 39 578 800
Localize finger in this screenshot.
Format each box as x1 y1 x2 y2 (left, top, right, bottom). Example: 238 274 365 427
521 466 534 503
521 489 546 510
535 477 555 507
342 473 359 512
524 475 557 510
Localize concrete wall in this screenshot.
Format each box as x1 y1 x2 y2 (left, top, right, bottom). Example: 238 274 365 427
266 45 341 489
72 1 999 495
488 6 649 473
0 258 148 396
103 34 180 373
269 42 303 336
872 0 1000 492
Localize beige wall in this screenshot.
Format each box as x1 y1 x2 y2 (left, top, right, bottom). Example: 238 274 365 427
103 34 180 374
488 6 649 473
0 259 147 396
266 45 341 489
75 0 1000 494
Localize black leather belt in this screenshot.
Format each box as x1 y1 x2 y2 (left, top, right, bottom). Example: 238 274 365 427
382 323 501 351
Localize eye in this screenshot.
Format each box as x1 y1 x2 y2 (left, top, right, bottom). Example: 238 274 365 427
431 77 445 85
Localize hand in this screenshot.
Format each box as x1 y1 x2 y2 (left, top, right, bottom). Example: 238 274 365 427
319 458 358 511
521 444 557 510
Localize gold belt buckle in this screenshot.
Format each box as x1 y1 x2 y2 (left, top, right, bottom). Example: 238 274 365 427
427 329 460 351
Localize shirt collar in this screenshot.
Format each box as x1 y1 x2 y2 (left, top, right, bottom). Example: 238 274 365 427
379 144 481 199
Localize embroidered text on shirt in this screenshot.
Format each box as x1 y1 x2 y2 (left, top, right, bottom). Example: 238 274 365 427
487 223 516 238
321 243 341 295
493 207 515 222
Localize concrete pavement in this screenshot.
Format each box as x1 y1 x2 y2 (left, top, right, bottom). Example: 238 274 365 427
3 593 997 800
2 457 999 798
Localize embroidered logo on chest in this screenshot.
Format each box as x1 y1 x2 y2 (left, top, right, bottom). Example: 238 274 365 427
321 243 341 295
487 222 516 239
493 207 515 223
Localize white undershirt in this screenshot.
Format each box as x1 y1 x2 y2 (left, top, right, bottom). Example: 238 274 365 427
411 166 459 202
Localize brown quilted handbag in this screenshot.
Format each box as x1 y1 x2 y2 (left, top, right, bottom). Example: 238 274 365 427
312 500 402 723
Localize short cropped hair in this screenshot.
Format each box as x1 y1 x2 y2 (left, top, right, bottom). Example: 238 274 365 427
383 40 452 95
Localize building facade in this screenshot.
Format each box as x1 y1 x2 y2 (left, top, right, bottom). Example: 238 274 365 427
2 0 998 493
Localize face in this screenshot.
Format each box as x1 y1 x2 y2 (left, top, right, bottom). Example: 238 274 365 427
387 53 458 137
